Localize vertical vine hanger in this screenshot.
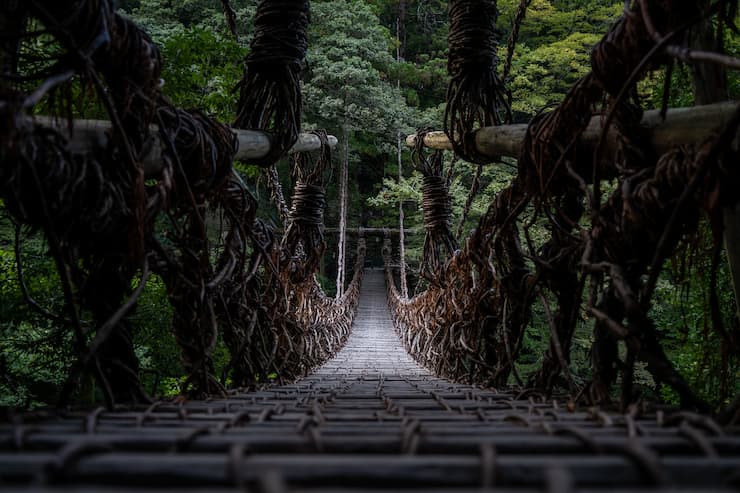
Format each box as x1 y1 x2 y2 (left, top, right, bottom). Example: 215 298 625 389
444 0 510 164
412 129 458 284
281 130 331 284
233 0 309 167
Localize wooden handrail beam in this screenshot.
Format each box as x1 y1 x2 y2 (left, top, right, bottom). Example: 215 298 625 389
406 101 738 160
31 116 338 176
334 227 418 235
275 227 419 235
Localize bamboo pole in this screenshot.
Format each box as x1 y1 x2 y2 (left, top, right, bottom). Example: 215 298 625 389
30 116 338 176
274 227 418 235
406 101 738 159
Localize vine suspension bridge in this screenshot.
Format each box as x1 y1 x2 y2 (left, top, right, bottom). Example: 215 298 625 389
2 0 740 490
2 270 739 491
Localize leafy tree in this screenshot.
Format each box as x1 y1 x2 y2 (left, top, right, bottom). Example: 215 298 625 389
301 0 416 288
507 31 600 117
0 221 73 408
303 0 412 137
124 0 257 42
158 28 245 119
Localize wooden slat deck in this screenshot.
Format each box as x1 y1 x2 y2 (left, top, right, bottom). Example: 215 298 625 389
1 270 739 492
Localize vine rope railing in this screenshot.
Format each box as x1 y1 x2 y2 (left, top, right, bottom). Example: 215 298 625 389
222 129 366 388
411 129 458 285
386 0 740 420
0 0 361 407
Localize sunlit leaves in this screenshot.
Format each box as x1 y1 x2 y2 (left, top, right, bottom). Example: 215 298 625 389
508 32 601 116
158 28 246 119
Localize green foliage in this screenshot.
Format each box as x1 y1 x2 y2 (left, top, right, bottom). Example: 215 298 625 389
649 243 740 407
645 25 740 110
500 0 620 47
0 217 188 407
508 32 600 116
499 1 622 119
128 274 180 397
123 0 252 121
0 223 72 409
386 52 447 110
303 0 414 135
641 66 696 110
158 28 246 119
0 321 71 408
125 0 257 42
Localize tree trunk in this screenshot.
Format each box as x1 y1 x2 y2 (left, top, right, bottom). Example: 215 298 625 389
690 5 728 105
0 2 26 77
336 124 349 298
397 1 407 60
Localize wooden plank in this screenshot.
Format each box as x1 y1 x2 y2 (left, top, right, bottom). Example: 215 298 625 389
406 101 739 160
30 117 338 175
10 430 737 455
2 452 738 486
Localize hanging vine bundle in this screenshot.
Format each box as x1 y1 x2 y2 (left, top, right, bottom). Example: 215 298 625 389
444 0 510 164
412 130 458 284
233 0 309 166
27 0 114 58
243 134 364 384
455 161 482 240
282 130 331 284
516 74 603 200
102 14 162 138
215 213 272 388
153 104 240 398
0 107 127 250
501 0 532 84
157 104 237 203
